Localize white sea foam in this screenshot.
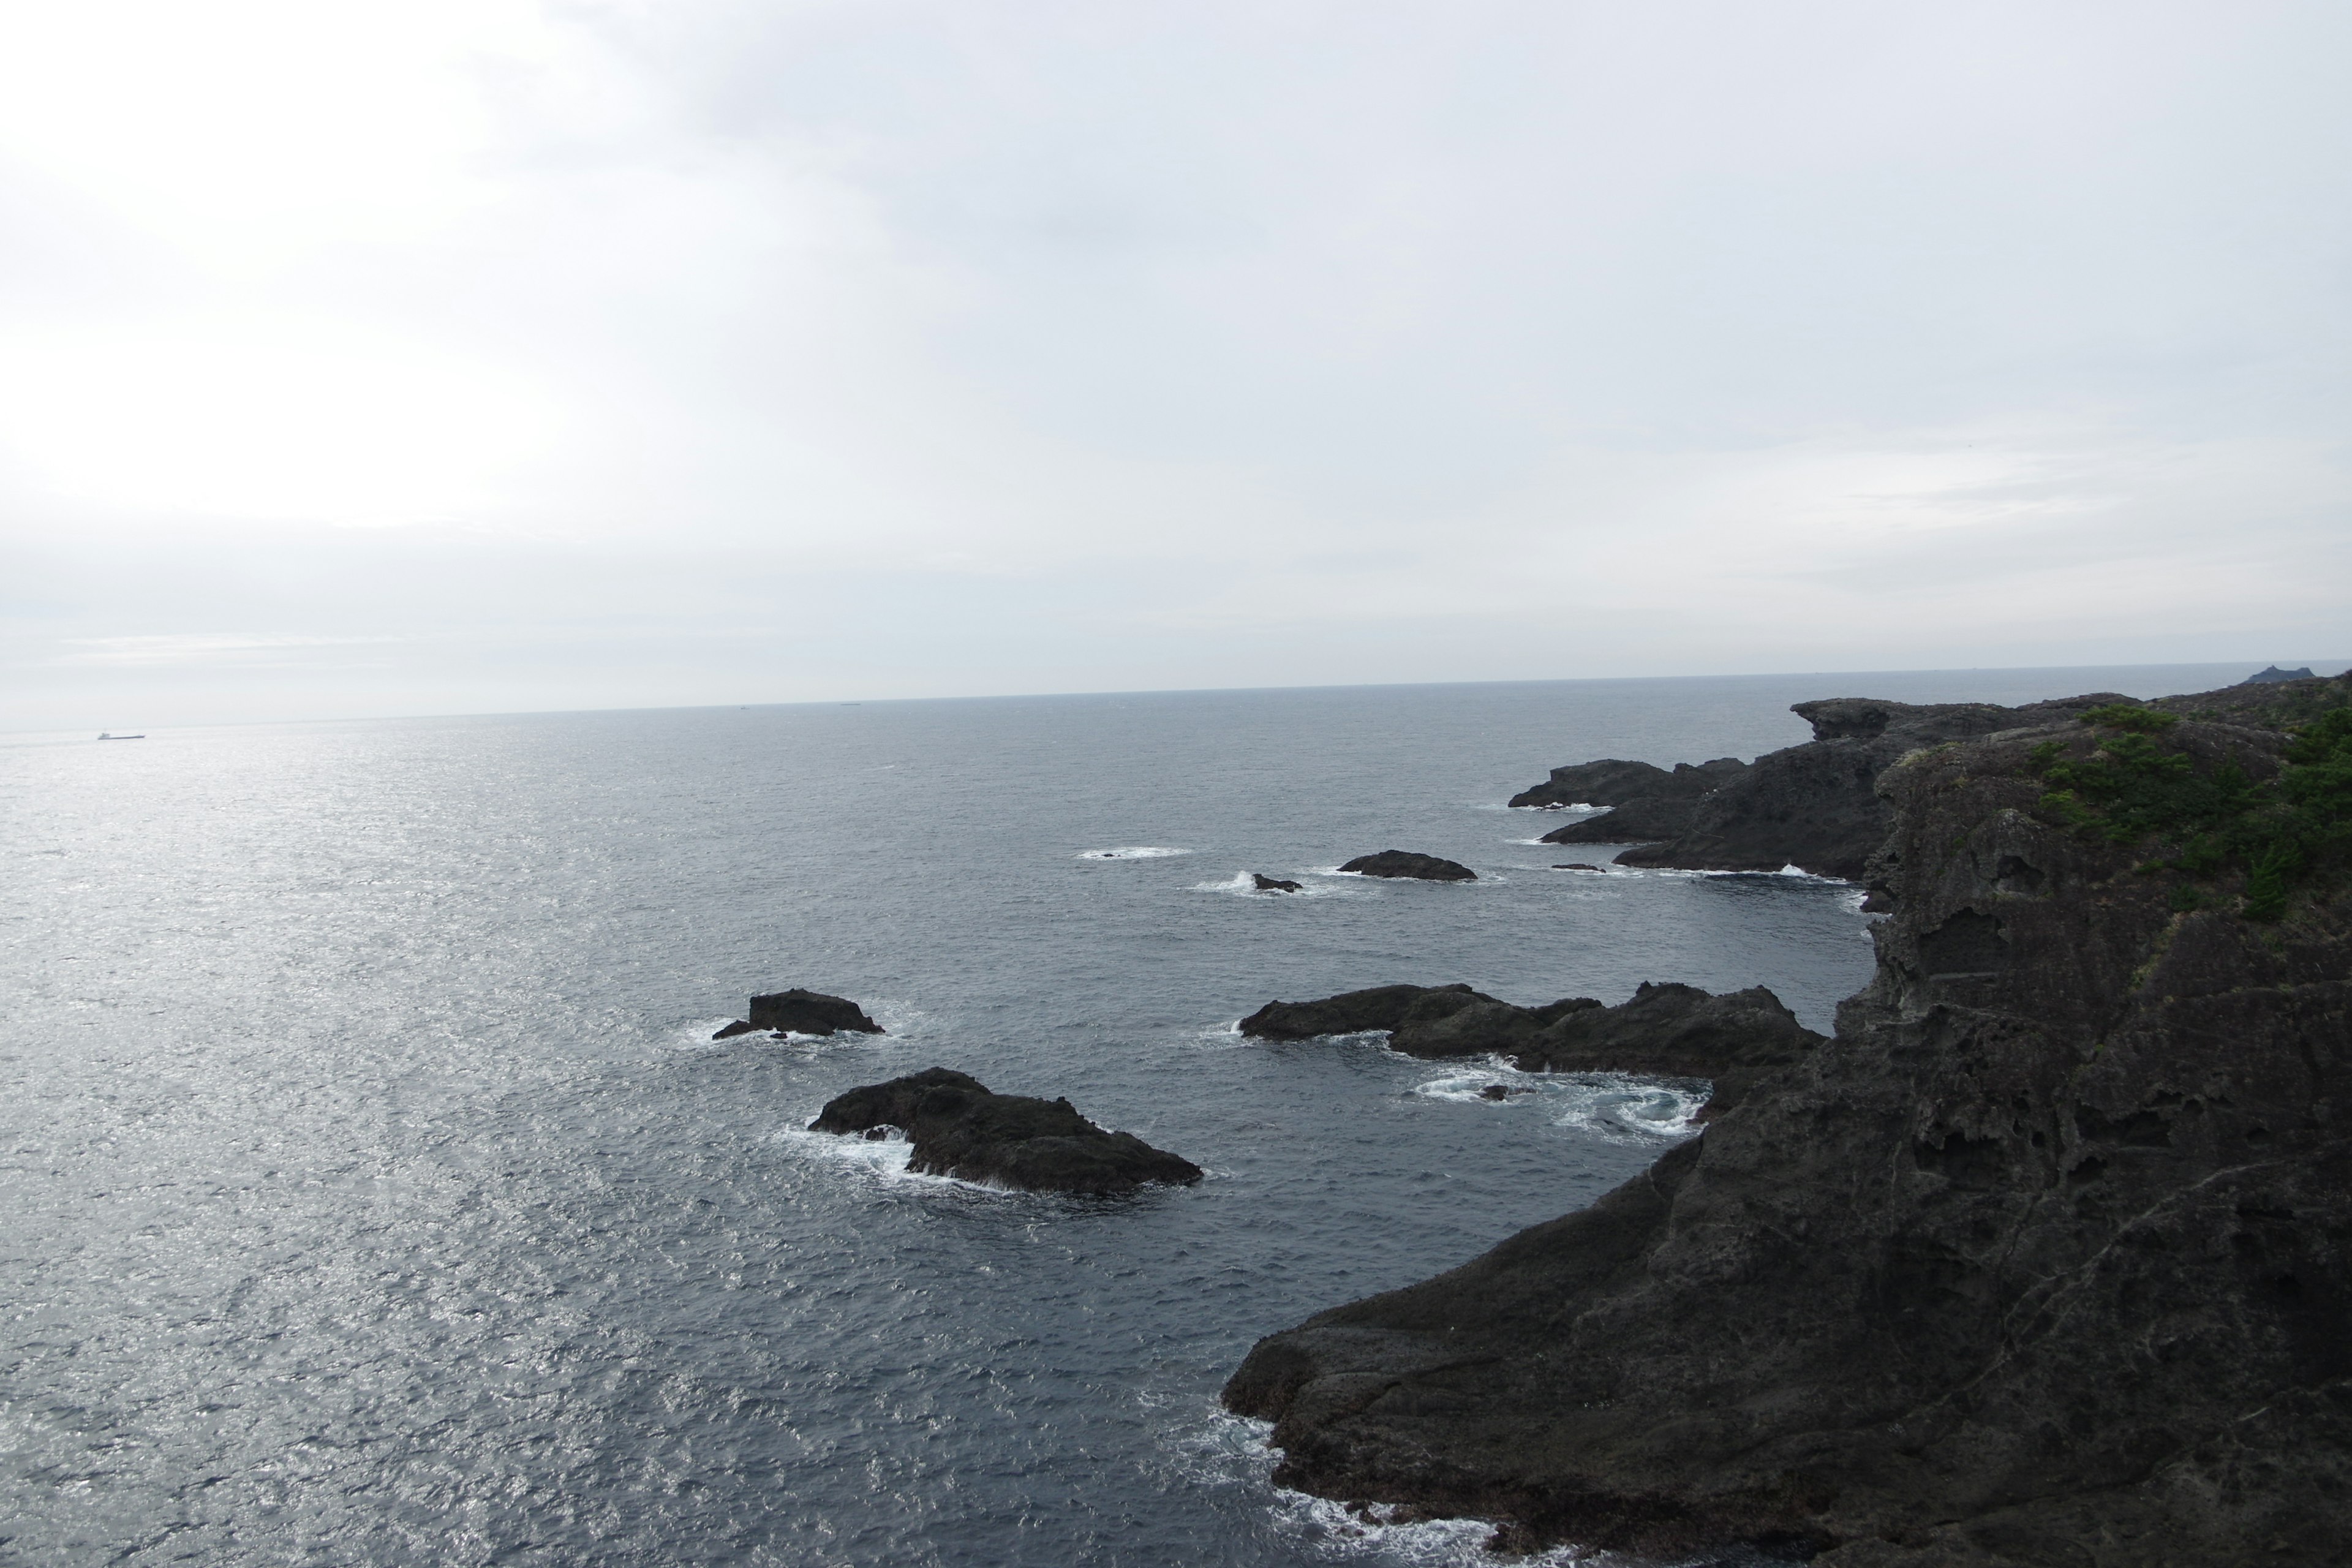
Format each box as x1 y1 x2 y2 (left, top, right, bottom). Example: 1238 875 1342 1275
771 1125 1019 1196
1547 1073 1710 1141
1411 1065 1540 1104
1079 845 1191 860
1167 1411 1602 1565
1193 870 1338 898
1411 1065 1702 1141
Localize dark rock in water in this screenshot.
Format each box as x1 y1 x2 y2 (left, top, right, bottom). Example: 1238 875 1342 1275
1550 862 1604 871
1251 873 1305 893
1525 759 1749 845
1249 981 1809 1109
1227 706 2352 1564
1604 693 2129 879
1336 850 1476 881
1512 981 1818 1118
1477 1084 1531 1100
747 988 884 1036
1509 756 1746 812
2241 664 2316 684
809 1067 1201 1194
1240 983 1494 1040
712 1018 763 1039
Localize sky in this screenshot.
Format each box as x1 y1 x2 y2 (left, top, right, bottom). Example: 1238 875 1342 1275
1 0 2347 728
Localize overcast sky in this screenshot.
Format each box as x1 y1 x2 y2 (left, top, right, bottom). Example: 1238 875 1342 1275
2 0 2346 728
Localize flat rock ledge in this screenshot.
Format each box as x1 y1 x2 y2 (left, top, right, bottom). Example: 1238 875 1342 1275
715 987 886 1039
1337 850 1477 881
1238 981 1820 1119
809 1068 1202 1196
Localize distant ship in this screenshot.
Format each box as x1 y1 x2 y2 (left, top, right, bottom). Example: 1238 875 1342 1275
97 732 145 740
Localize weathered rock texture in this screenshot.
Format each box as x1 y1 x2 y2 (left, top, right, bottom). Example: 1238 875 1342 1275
742 988 885 1036
1338 850 1478 881
1242 981 1821 1121
1513 756 1749 813
810 1068 1202 1194
1240 983 1497 1040
1537 695 2125 878
1227 713 2352 1565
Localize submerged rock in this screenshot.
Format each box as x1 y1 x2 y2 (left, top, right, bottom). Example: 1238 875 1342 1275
1336 850 1477 881
1550 862 1605 871
747 988 884 1036
711 1019 764 1039
1251 873 1305 893
1227 707 2352 1564
809 1068 1201 1195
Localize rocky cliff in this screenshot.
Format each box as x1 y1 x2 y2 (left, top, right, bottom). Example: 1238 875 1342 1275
1226 702 2352 1564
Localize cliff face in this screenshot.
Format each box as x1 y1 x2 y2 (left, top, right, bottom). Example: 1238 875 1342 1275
1226 714 2352 1564
1613 695 2127 879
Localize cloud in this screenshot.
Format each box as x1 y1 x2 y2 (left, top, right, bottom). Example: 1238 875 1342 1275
0 0 2346 726
55 634 409 666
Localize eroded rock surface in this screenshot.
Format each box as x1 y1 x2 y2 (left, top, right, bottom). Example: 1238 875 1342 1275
1242 981 1820 1120
745 988 884 1036
1240 983 1496 1040
810 1068 1201 1195
1338 850 1478 881
1227 712 2352 1566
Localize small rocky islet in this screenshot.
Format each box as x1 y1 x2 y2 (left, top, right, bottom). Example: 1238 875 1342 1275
713 987 886 1039
808 1068 1202 1195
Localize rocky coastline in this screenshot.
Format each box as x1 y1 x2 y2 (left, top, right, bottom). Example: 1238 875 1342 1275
1223 675 2352 1564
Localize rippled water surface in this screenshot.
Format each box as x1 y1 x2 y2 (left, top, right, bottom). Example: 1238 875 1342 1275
1 668 2250 1565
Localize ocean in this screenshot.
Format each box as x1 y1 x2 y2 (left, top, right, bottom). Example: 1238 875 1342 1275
0 665 2263 1566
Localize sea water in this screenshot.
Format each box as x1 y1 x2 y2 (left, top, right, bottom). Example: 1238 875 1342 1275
0 666 2260 1566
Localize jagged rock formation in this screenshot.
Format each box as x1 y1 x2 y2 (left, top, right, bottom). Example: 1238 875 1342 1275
1338 850 1477 881
1226 707 2352 1565
1240 983 1498 1040
809 1068 1201 1194
2159 669 2351 728
2240 665 2316 685
1240 981 1822 1120
1512 756 1749 812
1532 695 2126 878
1253 873 1305 893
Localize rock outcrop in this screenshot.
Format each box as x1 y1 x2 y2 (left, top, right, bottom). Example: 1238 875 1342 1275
1511 756 1748 812
1253 873 1305 893
1226 706 2352 1564
809 1068 1201 1194
1338 850 1477 881
2241 665 2316 684
723 988 885 1038
1241 981 1822 1120
1540 695 2123 878
1240 983 1497 1040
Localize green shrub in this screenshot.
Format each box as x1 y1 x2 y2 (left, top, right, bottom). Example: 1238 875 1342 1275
2031 706 2352 920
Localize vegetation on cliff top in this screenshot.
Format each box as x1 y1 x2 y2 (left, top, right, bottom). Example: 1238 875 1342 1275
2032 705 2352 920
